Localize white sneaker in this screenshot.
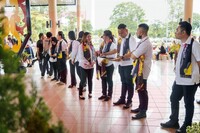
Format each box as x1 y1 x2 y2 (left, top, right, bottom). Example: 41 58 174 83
48 75 51 78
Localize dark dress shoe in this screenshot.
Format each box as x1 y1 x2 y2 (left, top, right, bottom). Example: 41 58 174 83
132 111 146 120
123 102 132 109
113 99 125 105
104 96 111 101
160 120 180 129
51 78 57 81
98 95 106 100
196 99 200 104
88 94 92 98
68 85 74 88
79 96 85 100
176 125 186 133
131 108 140 113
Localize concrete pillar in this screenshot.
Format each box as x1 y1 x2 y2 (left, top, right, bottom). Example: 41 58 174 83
48 0 57 36
184 0 193 23
77 0 81 34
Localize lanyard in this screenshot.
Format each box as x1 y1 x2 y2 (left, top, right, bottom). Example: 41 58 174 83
131 37 149 53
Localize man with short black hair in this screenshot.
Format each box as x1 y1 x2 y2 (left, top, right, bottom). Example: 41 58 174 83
42 32 52 78
113 24 137 109
160 21 200 133
36 33 44 72
123 23 152 119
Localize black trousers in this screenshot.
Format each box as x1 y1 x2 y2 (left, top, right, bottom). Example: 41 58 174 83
57 53 67 83
50 62 58 79
69 60 77 86
76 62 86 87
59 68 67 83
118 65 134 103
76 62 81 79
169 52 174 60
100 64 114 97
138 79 148 111
41 54 53 76
169 81 198 127
79 67 94 95
37 53 43 72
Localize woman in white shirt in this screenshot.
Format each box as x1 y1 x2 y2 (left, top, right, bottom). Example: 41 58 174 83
49 37 58 81
78 32 96 100
68 31 80 88
97 30 117 101
56 31 68 85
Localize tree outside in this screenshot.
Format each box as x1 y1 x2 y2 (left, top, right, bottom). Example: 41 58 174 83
109 2 146 36
166 0 184 37
192 12 200 35
82 19 93 33
148 21 166 38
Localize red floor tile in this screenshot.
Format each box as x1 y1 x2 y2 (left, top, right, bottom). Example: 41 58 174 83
27 60 200 133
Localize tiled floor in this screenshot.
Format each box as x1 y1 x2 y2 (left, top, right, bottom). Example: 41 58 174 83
27 60 200 133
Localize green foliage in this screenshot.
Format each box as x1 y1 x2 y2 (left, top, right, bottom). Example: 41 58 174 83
93 29 104 37
0 47 21 73
30 7 49 42
187 122 200 133
110 2 146 34
82 19 93 33
166 0 183 37
148 21 166 38
192 13 200 30
0 7 6 45
0 7 68 133
167 0 183 22
67 12 77 32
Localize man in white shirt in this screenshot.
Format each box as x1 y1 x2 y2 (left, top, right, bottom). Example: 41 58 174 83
113 24 137 109
124 23 152 119
42 32 52 77
160 21 200 133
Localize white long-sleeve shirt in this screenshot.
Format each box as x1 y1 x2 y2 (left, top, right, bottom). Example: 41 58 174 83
69 40 80 62
78 44 96 69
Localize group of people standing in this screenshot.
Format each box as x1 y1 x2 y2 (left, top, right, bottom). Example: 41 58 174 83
34 23 153 121
36 31 68 85
34 21 200 133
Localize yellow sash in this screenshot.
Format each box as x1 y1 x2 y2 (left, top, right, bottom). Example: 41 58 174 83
58 52 62 59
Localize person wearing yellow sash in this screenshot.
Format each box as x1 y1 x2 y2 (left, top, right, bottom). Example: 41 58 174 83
78 32 96 100
97 30 117 101
160 21 200 133
56 31 68 85
68 31 80 88
113 24 137 109
123 23 152 119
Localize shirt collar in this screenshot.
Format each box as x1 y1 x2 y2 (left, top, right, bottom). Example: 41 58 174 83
139 36 148 42
182 36 192 45
125 33 130 39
